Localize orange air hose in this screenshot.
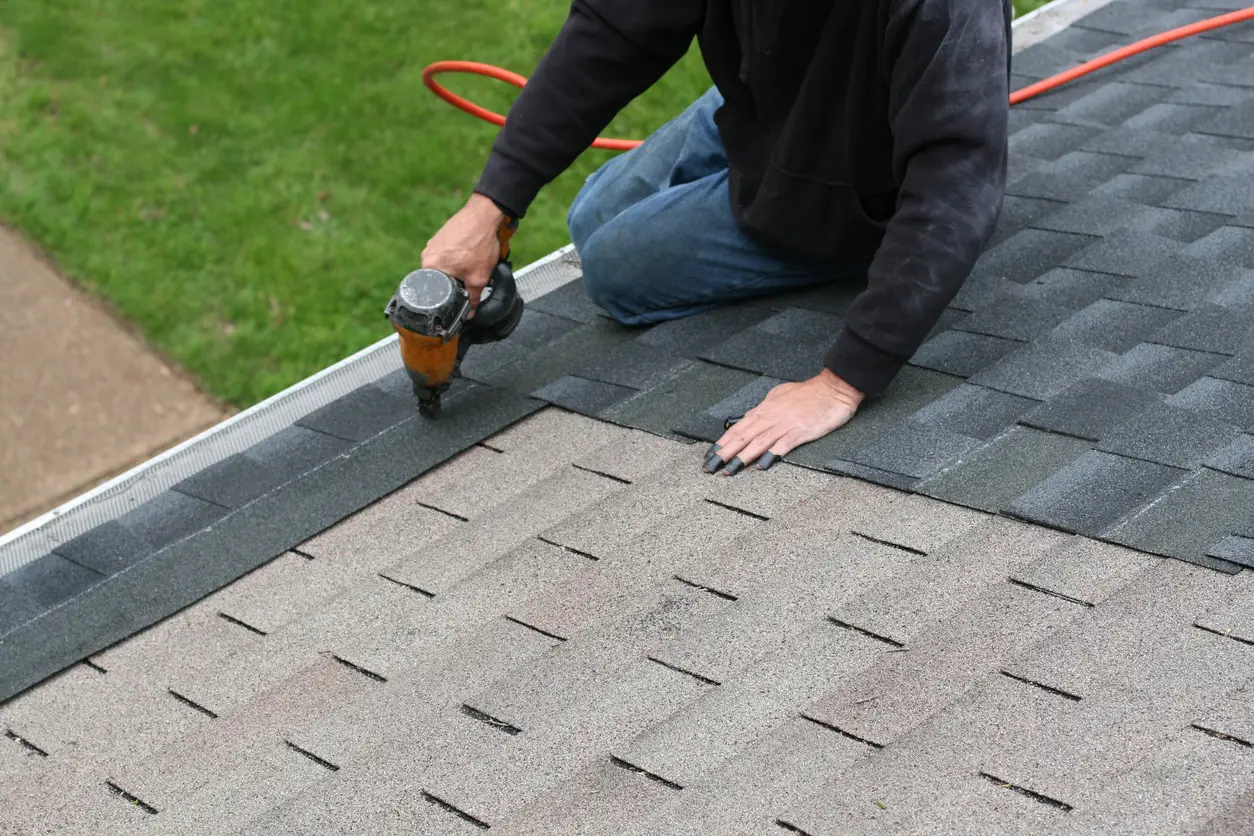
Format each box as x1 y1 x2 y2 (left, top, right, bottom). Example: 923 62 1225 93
422 6 1254 150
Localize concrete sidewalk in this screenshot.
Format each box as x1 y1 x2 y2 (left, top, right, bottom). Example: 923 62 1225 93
0 225 226 535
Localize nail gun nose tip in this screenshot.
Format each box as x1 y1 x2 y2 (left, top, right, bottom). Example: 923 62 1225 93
418 397 442 419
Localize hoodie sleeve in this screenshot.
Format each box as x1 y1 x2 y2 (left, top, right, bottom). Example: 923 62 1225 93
823 0 1011 396
473 0 704 219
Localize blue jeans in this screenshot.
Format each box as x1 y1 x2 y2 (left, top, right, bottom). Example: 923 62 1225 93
567 86 861 326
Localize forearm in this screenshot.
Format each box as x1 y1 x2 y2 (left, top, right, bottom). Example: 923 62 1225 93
827 0 1011 395
474 0 702 218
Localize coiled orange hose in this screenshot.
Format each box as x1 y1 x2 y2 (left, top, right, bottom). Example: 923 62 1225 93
422 6 1254 151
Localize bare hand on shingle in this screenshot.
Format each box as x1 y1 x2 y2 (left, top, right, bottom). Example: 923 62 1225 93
704 369 864 475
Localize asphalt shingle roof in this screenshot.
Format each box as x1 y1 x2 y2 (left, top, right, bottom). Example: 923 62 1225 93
4 0 1254 831
2 410 1253 835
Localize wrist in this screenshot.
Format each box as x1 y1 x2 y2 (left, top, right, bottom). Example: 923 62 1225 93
817 368 866 406
467 192 507 224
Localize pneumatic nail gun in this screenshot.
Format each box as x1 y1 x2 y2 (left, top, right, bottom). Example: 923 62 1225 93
383 217 523 418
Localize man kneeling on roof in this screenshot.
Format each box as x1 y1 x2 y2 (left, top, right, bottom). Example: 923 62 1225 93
421 0 1012 475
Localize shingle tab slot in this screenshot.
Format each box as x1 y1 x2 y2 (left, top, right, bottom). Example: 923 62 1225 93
570 463 632 484
502 614 567 642
218 612 268 636
104 781 159 814
284 741 340 772
167 689 219 719
776 819 819 835
4 729 48 757
703 498 770 522
422 790 491 829
536 536 601 562
460 704 522 736
609 755 684 791
798 713 885 749
672 575 738 601
331 654 387 683
999 670 1083 702
1194 623 1254 647
827 617 906 649
1007 577 1096 608
850 530 927 556
1191 723 1254 748
82 659 107 674
377 573 437 598
646 655 721 687
416 501 470 523
978 771 1074 812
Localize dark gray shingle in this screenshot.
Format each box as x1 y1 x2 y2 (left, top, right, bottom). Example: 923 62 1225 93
967 338 1118 400
1203 433 1254 478
1018 377 1163 441
1168 376 1254 430
1096 342 1227 394
52 521 153 576
698 308 844 382
531 375 638 417
909 384 1039 441
295 382 418 442
952 291 1075 342
1151 303 1254 355
916 426 1092 513
1005 451 1187 536
575 342 689 391
1108 258 1250 312
909 331 1024 379
1047 299 1182 353
0 555 102 636
973 228 1100 283
1065 229 1186 277
1096 400 1243 468
116 491 230 551
1018 267 1126 309
1006 151 1138 203
1104 468 1254 569
830 420 982 481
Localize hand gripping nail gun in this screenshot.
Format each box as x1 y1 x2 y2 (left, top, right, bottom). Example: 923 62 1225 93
383 217 523 418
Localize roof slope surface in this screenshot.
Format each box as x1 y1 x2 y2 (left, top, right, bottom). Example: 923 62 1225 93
508 4 1254 573
4 0 1254 830
2 410 1252 835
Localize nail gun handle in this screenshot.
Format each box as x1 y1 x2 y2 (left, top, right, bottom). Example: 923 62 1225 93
497 216 519 262
469 259 522 344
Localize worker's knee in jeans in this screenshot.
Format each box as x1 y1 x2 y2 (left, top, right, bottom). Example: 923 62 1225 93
579 237 655 324
578 236 630 320
578 222 683 324
566 192 600 254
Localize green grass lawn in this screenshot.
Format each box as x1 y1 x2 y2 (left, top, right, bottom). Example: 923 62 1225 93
1 0 1049 408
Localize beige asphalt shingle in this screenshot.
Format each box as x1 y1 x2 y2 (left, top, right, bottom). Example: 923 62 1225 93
0 409 1251 834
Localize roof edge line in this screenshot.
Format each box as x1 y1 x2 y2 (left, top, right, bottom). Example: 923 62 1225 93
0 245 581 552
1011 0 1120 50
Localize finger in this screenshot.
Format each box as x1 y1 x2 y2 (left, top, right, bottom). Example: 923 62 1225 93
702 414 743 464
721 424 789 475
465 278 485 318
706 414 767 472
764 428 813 463
717 421 781 475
